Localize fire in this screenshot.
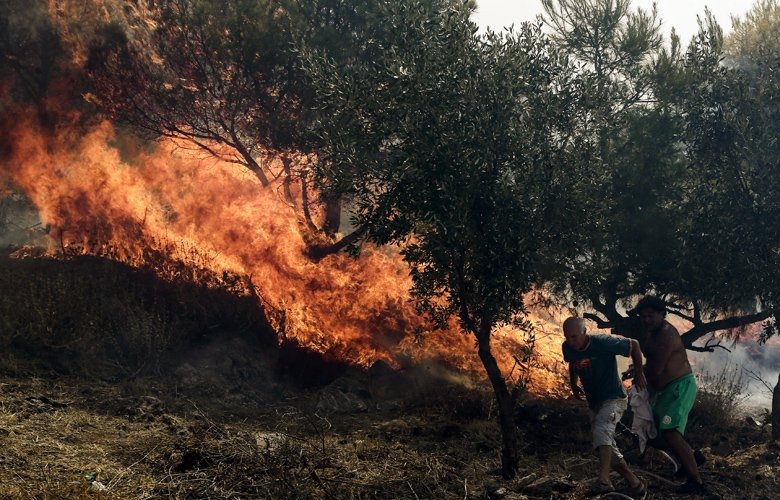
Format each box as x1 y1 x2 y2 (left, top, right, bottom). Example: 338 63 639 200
0 110 567 393
0 0 569 394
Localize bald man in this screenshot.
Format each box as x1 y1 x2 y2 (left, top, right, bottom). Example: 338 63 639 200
562 317 646 495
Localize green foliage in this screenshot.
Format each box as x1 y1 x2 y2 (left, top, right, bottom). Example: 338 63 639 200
302 1 580 476
538 1 779 344
304 1 578 335
539 0 682 315
86 0 448 172
674 13 780 318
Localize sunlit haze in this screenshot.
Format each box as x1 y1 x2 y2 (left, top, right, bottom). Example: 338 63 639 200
473 0 756 45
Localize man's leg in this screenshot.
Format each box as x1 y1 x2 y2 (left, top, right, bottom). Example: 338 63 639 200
592 399 641 488
662 429 701 483
612 455 643 490
597 445 613 485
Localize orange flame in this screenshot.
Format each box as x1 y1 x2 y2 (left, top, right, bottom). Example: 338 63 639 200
1 111 569 393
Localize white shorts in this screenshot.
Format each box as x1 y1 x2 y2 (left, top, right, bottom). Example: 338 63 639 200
589 398 627 458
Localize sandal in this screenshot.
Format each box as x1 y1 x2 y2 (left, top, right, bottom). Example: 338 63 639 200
587 480 615 495
624 479 647 498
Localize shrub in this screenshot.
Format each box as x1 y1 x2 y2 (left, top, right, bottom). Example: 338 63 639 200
689 360 750 430
0 253 274 377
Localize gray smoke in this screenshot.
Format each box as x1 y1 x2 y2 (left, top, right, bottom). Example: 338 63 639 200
0 190 46 248
689 334 780 411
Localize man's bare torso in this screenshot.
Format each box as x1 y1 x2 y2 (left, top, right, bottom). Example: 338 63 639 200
643 321 692 390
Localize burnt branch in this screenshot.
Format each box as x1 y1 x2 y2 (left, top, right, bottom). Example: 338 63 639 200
583 312 614 329
680 309 778 347
306 227 365 261
686 336 732 353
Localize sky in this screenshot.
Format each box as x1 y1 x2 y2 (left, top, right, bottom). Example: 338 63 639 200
472 0 757 45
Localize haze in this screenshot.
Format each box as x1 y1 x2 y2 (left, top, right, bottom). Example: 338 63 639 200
473 0 756 45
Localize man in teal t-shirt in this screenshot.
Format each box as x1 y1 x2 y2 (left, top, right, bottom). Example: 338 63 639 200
562 317 647 495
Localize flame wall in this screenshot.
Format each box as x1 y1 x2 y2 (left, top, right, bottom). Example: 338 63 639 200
0 110 567 394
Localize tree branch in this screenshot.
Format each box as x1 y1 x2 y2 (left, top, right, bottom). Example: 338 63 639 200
306 227 366 261
680 309 778 346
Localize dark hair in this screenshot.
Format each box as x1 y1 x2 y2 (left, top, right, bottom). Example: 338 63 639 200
635 295 667 314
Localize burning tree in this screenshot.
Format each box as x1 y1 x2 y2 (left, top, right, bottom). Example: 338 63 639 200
82 0 467 259
302 1 579 477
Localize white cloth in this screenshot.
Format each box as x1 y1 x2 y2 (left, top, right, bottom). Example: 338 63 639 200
628 386 657 453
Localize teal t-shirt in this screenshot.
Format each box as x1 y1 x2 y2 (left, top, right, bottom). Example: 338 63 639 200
562 333 631 409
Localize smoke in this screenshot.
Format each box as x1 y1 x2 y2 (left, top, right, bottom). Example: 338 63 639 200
0 189 46 248
689 334 780 410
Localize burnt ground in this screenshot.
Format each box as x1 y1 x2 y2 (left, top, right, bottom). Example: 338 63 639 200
0 255 777 499
0 342 777 500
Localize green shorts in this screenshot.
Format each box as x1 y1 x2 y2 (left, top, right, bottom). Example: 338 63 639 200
651 373 697 435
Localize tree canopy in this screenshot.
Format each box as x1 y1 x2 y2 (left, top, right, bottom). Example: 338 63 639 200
533 0 779 348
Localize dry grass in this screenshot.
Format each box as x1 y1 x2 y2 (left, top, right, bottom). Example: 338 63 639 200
0 254 272 379
0 372 776 499
0 254 777 499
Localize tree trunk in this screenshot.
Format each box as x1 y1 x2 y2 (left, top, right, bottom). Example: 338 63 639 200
476 329 519 478
298 168 320 233
233 141 269 187
773 372 780 441
322 196 342 236
306 227 365 261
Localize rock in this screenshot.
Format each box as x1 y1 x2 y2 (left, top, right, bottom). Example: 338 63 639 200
550 477 576 492
523 476 553 495
514 472 538 487
485 485 527 500
488 486 508 498
90 481 107 492
25 395 68 412
255 431 287 452
316 385 368 413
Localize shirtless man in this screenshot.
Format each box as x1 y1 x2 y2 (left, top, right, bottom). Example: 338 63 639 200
636 295 707 494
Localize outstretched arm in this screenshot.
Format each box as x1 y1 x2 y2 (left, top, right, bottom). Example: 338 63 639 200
629 339 647 390
569 363 584 400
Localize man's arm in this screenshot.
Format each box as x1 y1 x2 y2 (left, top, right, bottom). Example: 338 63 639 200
569 363 584 400
629 339 647 390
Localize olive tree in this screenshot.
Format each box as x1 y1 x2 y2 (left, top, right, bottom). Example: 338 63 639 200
303 0 578 477
535 1 780 352
85 0 431 257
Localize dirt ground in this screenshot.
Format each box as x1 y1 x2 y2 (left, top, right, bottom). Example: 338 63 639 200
0 364 777 500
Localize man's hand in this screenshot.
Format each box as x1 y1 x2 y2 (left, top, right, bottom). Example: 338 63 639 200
571 385 584 400
633 369 648 391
